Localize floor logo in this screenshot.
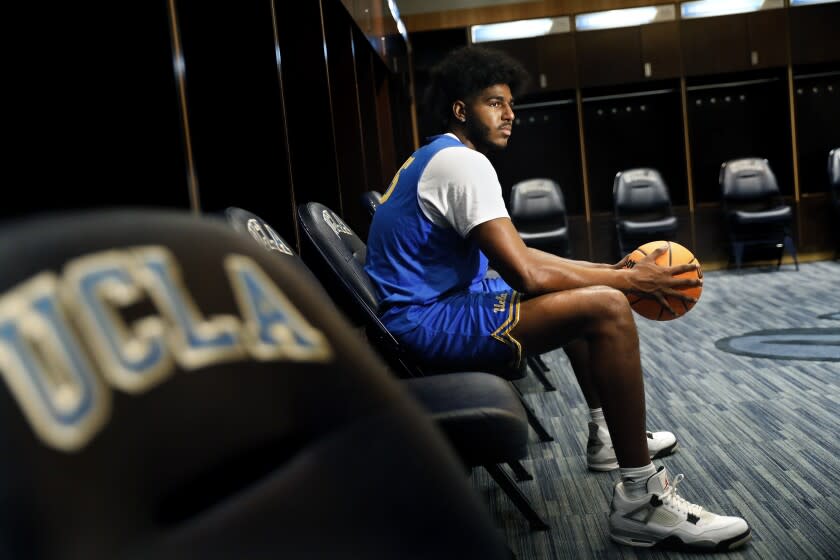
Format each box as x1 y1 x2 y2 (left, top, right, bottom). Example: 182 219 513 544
716 323 840 361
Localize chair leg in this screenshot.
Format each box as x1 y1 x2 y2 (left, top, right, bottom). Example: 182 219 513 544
526 356 556 392
733 241 744 272
484 464 549 531
784 235 799 271
532 354 551 372
508 460 533 482
510 382 554 442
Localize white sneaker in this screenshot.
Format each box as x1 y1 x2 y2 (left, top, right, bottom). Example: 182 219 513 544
610 466 751 550
587 422 677 471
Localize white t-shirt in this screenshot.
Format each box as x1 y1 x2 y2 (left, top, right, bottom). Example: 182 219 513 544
417 134 510 238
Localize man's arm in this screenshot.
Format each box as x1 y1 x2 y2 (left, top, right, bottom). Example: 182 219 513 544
526 246 629 271
470 217 699 302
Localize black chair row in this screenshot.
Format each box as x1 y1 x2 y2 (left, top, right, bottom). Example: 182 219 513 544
234 205 550 530
0 208 518 559
508 150 840 271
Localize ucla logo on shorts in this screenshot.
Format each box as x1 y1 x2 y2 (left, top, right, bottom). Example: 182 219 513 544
493 293 508 313
0 247 332 452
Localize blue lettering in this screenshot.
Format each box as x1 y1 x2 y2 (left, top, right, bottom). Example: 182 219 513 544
0 274 110 451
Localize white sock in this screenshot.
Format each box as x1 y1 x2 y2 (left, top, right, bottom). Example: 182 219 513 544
620 463 658 498
589 407 607 430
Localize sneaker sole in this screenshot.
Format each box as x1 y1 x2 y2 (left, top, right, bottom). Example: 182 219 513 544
610 527 751 551
651 440 678 460
588 442 679 472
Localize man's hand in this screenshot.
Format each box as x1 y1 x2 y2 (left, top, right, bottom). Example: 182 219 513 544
625 246 702 315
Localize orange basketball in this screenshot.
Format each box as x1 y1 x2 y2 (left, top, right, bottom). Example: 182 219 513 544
624 241 702 321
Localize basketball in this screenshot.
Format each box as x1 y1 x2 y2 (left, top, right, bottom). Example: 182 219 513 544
624 241 702 321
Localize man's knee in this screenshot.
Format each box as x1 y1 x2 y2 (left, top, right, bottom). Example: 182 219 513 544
599 287 633 319
570 287 634 333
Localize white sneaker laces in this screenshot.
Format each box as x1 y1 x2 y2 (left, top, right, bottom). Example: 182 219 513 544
661 474 705 517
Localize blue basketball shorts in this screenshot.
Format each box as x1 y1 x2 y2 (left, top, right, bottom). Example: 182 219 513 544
384 277 523 371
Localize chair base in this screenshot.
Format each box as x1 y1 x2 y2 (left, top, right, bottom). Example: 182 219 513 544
510 382 554 442
484 463 549 531
527 355 556 391
731 234 799 272
508 460 534 482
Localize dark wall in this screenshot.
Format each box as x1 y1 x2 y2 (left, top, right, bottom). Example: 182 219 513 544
4 0 412 255
176 0 296 241
5 1 191 221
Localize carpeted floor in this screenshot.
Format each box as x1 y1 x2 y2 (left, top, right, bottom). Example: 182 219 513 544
471 260 840 559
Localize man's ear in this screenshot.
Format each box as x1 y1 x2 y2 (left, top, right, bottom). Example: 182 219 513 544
452 100 467 123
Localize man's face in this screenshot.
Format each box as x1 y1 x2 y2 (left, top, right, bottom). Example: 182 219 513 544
463 84 515 153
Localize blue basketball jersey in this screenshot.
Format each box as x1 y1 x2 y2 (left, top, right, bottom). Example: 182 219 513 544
365 135 489 334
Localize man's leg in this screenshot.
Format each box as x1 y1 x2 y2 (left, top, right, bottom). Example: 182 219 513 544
511 286 751 550
511 286 648 467
563 337 677 470
562 339 600 407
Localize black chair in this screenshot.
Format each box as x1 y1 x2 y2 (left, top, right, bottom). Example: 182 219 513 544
830 148 840 219
224 206 543 516
509 178 571 258
0 208 518 559
613 168 678 257
296 201 554 529
307 199 552 437
720 157 799 271
360 190 382 219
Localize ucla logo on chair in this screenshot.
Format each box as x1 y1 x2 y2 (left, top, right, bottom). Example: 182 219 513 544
0 247 332 453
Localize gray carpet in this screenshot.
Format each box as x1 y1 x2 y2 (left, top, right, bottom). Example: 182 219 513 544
472 260 840 559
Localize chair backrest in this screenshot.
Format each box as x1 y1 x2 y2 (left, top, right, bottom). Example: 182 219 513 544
360 190 382 219
613 168 673 215
225 206 296 256
720 158 780 203
297 202 378 311
0 208 510 560
509 178 567 227
509 178 570 257
296 202 419 377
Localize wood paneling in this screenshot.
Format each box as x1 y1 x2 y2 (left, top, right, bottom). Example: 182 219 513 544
590 213 618 262
681 15 750 76
790 3 840 66
567 215 591 260
747 10 788 70
798 195 837 254
324 0 369 236
692 204 731 267
640 21 680 80
356 35 386 195
484 33 576 94
275 0 343 218
537 33 578 91
577 27 641 87
176 0 296 241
